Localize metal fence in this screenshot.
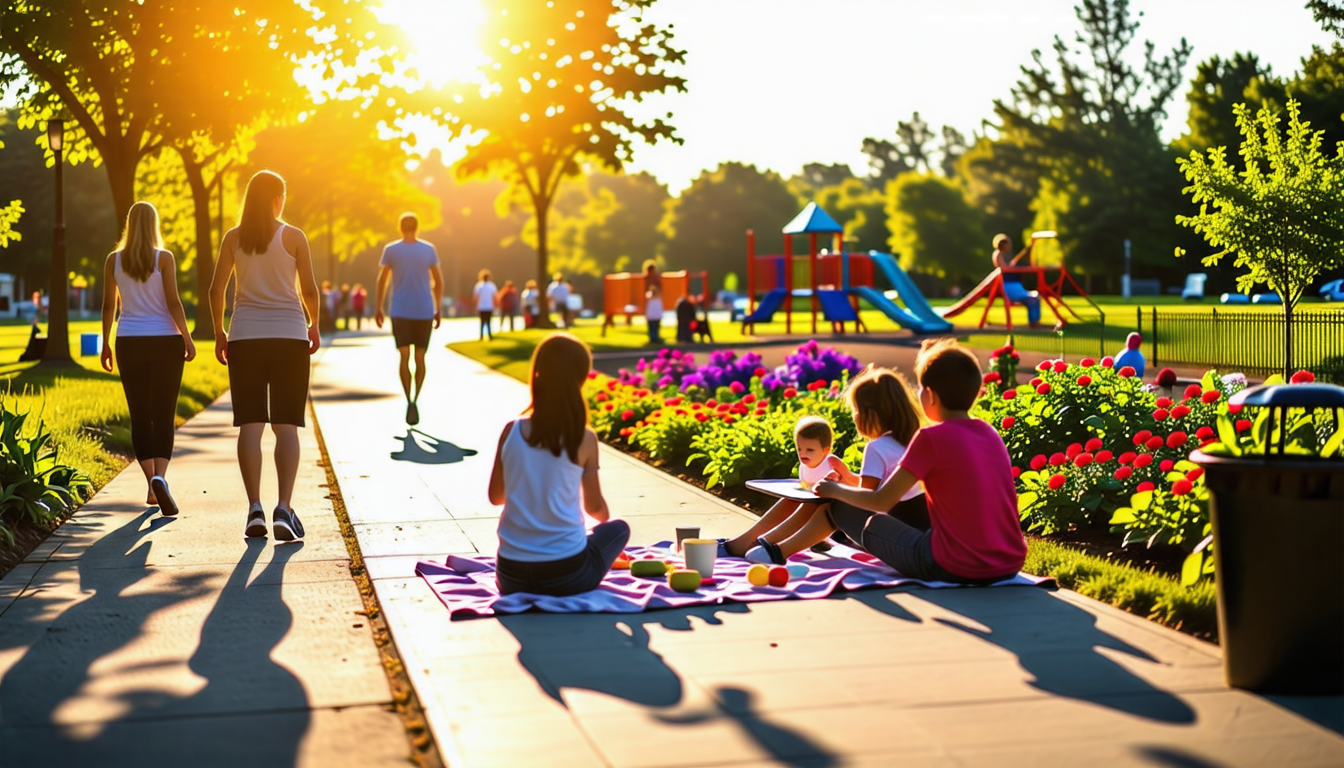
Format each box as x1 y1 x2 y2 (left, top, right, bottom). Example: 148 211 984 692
966 317 1108 362
1140 308 1344 377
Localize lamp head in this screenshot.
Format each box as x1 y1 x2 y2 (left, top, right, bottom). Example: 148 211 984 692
46 120 64 152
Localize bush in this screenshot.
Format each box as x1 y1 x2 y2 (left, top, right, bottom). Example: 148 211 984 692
0 396 90 547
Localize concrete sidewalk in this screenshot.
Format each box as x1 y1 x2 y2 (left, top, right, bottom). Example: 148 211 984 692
313 324 1344 768
0 391 410 767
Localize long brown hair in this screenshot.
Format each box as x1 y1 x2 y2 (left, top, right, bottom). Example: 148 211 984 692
845 366 923 445
115 201 163 282
238 170 286 255
525 333 591 462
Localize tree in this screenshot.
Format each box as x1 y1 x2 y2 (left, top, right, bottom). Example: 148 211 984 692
439 0 686 327
885 173 986 285
1177 100 1344 376
862 112 937 185
0 136 18 249
658 162 800 286
1309 0 1344 35
812 177 889 253
1174 53 1273 159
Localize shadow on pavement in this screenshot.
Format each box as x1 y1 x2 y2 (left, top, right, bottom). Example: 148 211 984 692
1132 745 1229 767
502 604 840 767
1265 695 1344 737
391 429 478 464
920 588 1197 723
309 381 397 402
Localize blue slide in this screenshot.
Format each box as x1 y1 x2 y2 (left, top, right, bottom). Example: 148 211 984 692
855 252 953 334
816 289 859 322
741 288 788 324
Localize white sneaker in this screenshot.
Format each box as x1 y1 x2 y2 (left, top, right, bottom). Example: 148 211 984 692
272 507 305 542
245 506 267 538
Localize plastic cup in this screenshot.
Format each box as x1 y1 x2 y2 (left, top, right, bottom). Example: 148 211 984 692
675 526 700 552
682 539 717 578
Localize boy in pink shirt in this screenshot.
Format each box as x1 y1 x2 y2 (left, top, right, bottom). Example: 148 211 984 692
817 339 1027 583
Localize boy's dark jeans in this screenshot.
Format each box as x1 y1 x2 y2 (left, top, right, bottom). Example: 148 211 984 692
828 501 1015 585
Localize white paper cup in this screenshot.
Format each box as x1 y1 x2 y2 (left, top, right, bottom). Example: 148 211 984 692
682 538 717 578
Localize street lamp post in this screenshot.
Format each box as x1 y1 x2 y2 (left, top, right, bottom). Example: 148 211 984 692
43 119 73 366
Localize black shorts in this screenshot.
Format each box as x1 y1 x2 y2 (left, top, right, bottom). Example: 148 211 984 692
227 338 310 427
392 317 432 349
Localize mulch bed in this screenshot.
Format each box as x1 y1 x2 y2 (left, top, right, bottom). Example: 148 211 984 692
0 515 65 581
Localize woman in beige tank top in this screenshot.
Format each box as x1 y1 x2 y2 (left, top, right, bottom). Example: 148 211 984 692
208 170 321 541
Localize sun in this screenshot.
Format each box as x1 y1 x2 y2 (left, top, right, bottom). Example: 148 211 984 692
381 0 488 86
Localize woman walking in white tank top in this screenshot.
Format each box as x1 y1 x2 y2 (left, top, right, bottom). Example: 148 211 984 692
209 170 321 541
100 201 197 515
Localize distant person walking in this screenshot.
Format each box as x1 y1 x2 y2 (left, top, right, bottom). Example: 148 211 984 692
350 283 367 330
209 170 321 541
376 213 443 426
547 272 571 329
473 269 499 341
521 279 540 328
99 201 197 515
339 283 352 330
498 280 519 332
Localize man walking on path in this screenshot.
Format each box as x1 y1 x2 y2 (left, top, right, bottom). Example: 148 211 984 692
376 213 442 426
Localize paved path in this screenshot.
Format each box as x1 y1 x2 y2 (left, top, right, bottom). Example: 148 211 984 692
313 323 1344 768
0 391 409 766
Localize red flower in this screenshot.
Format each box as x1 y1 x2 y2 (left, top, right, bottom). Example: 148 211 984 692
783 387 798 399
1235 419 1252 432
723 415 736 424
1160 459 1175 472
1080 357 1096 367
707 399 717 408
1186 467 1204 481
604 403 615 412
619 427 631 437
754 367 768 378
1153 408 1170 421
1036 383 1052 395
1048 473 1067 490
1145 436 1164 451
1133 454 1154 468
1029 377 1043 387
595 392 609 402
665 396 683 406
1156 368 1178 387
1172 479 1194 496
1114 466 1133 480
1184 384 1203 400
1030 455 1048 471
1077 375 1093 386
1118 366 1136 378
1011 466 1022 479
1001 416 1016 429
1095 450 1114 463
1003 389 1017 400
1229 403 1243 414
1171 404 1191 419
1132 430 1153 445
1085 438 1104 452
1037 361 1052 372
743 394 756 404
1074 453 1094 467
1195 426 1215 440
606 380 618 391
587 370 599 379
1049 452 1067 467
695 413 708 422
1166 431 1188 448
1118 451 1137 465
1291 370 1316 384
983 371 1002 384
1066 443 1083 458
1156 396 1173 409
1052 361 1068 373
1201 390 1221 404
1101 356 1115 367
1137 481 1156 492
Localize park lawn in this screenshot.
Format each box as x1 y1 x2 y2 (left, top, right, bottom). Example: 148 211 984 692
1 319 231 489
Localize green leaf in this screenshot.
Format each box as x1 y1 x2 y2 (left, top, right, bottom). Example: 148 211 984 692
1181 550 1205 586
1110 507 1136 524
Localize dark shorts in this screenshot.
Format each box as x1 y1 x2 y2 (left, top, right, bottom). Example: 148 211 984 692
227 338 310 427
391 317 432 349
828 498 1016 585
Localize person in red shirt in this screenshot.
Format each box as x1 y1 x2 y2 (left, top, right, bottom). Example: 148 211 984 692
817 338 1027 583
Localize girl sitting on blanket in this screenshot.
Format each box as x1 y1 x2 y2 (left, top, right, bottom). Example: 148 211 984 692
488 333 630 595
722 367 925 563
815 339 1027 584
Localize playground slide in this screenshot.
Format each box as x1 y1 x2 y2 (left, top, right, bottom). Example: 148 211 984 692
741 288 788 324
816 289 859 322
858 252 954 334
940 269 1002 319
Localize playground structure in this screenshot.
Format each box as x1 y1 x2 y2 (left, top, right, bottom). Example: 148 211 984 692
740 203 951 335
601 269 710 336
941 231 1099 330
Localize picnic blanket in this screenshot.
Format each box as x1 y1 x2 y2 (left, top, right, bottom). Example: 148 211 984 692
414 542 1055 620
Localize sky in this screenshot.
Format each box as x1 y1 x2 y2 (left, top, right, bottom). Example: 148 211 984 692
610 0 1335 193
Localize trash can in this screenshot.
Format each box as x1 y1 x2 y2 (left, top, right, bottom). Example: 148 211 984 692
80 332 101 357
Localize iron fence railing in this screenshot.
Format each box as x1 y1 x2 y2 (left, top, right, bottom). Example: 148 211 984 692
1138 307 1344 378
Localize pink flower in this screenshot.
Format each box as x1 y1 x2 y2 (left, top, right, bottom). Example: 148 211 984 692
1048 473 1067 490
1172 479 1194 496
1003 389 1017 400
1001 416 1016 429
1080 357 1096 367
1077 375 1092 386
1118 366 1136 378
1291 370 1316 384
1114 466 1133 480
1137 481 1156 492
1030 455 1047 471
729 381 745 394
1036 383 1052 395
1201 390 1221 404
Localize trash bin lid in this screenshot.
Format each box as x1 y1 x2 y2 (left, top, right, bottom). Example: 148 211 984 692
1231 383 1344 409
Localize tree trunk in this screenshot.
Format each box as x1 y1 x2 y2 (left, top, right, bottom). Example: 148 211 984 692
531 192 556 330
104 150 137 231
180 153 216 341
1283 298 1294 380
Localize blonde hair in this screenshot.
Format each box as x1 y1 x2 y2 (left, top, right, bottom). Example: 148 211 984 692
115 201 164 283
845 367 922 444
479 269 492 283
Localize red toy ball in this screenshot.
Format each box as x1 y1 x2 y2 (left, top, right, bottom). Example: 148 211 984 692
767 565 790 587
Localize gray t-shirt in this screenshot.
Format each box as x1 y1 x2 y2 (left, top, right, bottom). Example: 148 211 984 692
379 240 439 320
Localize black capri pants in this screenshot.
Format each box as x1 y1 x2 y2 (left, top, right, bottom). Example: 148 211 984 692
227 338 310 427
116 335 186 462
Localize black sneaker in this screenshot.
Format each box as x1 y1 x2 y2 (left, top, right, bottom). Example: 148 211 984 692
755 537 786 565
245 507 268 538
273 507 305 542
406 401 420 426
151 476 178 517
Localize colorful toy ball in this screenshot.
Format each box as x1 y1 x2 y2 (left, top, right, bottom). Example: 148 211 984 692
667 569 702 593
768 565 790 587
785 564 809 579
631 559 669 578
746 563 770 586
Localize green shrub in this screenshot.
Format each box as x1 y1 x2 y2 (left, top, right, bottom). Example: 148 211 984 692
0 395 90 547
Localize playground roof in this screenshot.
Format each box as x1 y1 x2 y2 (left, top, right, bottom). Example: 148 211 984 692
782 202 843 235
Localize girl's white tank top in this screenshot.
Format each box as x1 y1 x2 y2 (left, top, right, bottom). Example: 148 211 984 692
228 224 309 341
114 250 179 337
496 420 588 562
